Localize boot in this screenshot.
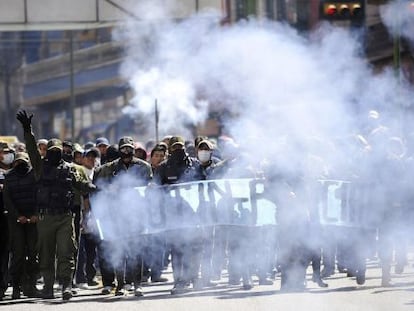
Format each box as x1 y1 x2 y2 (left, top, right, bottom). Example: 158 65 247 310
23 275 42 298
61 279 73 301
41 286 55 299
356 270 366 285
42 273 55 299
12 286 21 300
24 285 42 298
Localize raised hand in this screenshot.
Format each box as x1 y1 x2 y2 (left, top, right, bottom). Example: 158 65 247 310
16 110 33 131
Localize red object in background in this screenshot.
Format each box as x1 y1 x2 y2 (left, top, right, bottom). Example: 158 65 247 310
325 5 337 16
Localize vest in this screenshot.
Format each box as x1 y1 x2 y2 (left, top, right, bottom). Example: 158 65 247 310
37 160 74 212
6 169 37 216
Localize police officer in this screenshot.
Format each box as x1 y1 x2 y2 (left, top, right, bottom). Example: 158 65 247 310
3 152 40 299
16 110 97 301
0 141 14 300
153 136 202 294
93 136 152 297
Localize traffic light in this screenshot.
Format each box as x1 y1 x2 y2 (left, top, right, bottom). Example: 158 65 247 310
320 1 365 21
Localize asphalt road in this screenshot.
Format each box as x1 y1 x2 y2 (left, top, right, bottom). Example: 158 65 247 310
2 257 414 311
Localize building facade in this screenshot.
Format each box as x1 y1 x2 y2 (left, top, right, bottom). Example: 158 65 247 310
0 0 412 142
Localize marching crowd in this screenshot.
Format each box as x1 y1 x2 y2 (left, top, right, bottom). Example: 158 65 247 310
0 109 413 301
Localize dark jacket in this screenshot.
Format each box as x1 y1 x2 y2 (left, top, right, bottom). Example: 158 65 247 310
153 155 202 185
23 130 96 213
4 168 37 219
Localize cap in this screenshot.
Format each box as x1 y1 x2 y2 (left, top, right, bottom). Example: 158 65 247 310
73 143 85 154
63 141 73 149
14 152 29 163
0 141 12 152
37 139 48 146
118 136 134 149
84 147 101 158
47 138 63 151
169 136 185 148
161 135 173 144
134 141 146 151
84 142 95 150
197 139 213 150
195 136 208 148
96 137 110 146
155 142 168 152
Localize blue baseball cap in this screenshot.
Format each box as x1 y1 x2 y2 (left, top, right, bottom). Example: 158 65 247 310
95 137 109 146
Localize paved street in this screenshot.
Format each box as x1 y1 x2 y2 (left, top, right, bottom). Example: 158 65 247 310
2 256 414 311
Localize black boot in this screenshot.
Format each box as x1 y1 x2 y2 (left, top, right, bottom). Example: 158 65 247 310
12 286 21 299
62 281 73 301
24 285 42 298
356 270 366 285
41 287 54 299
23 275 42 298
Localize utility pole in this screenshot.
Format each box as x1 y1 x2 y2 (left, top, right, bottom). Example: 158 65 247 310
0 32 23 135
69 30 75 140
393 0 401 78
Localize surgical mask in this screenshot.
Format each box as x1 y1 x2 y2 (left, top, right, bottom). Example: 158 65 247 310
1 153 14 165
198 150 212 163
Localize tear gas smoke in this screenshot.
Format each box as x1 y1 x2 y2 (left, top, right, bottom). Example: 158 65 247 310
380 0 414 44
91 0 414 291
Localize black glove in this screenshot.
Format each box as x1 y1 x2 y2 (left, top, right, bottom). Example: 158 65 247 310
16 110 33 131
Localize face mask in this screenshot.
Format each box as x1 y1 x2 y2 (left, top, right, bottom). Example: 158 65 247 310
14 163 30 175
170 149 186 163
46 150 62 166
119 146 134 160
1 153 14 165
198 150 212 163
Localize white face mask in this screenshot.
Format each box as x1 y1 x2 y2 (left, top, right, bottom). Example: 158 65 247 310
198 150 212 163
1 153 14 165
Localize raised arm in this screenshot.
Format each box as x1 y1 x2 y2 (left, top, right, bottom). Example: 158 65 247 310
16 110 42 180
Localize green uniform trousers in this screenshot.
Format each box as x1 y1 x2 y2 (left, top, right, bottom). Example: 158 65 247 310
37 213 76 290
